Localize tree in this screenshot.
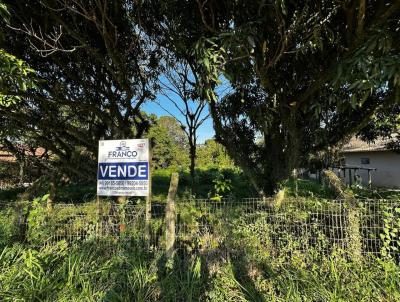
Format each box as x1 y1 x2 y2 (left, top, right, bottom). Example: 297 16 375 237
1 0 161 180
141 0 400 195
156 59 209 193
197 139 233 169
146 116 189 169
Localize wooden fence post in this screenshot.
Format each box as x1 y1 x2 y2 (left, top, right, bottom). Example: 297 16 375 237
322 169 362 262
145 145 153 245
368 170 372 188
165 172 179 260
96 195 103 237
117 196 127 234
47 174 56 212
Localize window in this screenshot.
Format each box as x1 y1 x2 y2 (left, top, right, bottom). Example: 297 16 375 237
361 158 370 164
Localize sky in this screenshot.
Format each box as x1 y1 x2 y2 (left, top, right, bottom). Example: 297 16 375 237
142 93 215 144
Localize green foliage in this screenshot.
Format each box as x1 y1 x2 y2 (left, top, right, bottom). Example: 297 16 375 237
1 1 161 181
285 179 336 199
0 50 37 106
380 206 400 258
197 139 234 169
26 195 50 244
1 241 398 301
0 1 10 23
0 1 37 107
1 194 400 300
146 116 189 170
0 206 19 247
3 244 169 300
143 0 400 195
205 261 249 302
209 170 233 201
151 167 255 201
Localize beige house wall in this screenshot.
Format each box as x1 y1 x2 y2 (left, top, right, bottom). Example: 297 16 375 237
343 151 400 188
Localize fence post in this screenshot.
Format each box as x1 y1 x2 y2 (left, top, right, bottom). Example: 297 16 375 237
145 145 153 245
322 170 362 262
346 200 362 263
292 168 298 197
368 170 372 188
47 174 56 212
117 196 127 234
97 195 103 237
165 172 179 260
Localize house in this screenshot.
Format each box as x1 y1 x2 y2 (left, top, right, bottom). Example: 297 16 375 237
341 136 400 188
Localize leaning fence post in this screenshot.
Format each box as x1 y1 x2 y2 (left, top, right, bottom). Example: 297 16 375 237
165 172 179 260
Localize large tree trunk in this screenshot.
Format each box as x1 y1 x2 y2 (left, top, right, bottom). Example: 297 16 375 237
209 100 304 197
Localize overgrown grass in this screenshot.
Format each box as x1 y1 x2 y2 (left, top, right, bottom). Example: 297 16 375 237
284 179 337 199
1 195 400 300
152 167 256 201
0 241 399 301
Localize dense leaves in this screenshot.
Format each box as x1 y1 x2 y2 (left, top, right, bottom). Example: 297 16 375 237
1 0 399 193
141 0 400 194
146 116 189 169
0 1 37 107
0 0 161 180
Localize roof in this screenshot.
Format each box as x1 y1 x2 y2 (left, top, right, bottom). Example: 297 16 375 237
0 146 47 162
0 150 16 162
342 136 394 153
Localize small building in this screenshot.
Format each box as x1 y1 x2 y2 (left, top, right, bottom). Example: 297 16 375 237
341 137 400 188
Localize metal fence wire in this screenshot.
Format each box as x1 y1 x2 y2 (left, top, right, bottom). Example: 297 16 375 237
0 197 399 259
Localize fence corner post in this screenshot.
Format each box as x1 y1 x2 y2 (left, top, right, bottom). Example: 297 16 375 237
165 172 179 260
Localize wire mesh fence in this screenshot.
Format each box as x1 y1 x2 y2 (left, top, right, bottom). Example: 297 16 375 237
1 197 399 260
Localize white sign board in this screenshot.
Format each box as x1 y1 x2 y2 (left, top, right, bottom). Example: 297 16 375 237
97 139 149 196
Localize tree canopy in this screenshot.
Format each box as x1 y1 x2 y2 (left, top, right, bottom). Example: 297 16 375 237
0 0 399 194
140 0 400 194
1 0 160 179
146 115 189 169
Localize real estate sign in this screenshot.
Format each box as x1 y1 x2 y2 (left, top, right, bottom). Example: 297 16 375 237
97 139 149 196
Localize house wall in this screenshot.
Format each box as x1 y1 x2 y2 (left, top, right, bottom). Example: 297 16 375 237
343 151 400 188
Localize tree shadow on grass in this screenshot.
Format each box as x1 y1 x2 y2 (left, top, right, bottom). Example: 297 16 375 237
229 252 266 302
156 245 210 302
